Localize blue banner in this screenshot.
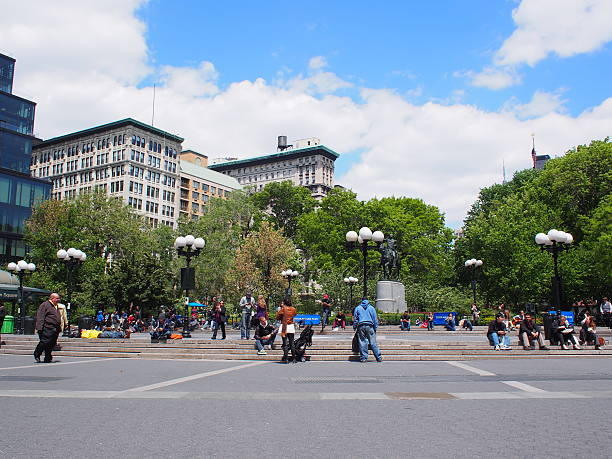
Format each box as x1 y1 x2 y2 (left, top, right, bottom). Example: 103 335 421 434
433 312 457 326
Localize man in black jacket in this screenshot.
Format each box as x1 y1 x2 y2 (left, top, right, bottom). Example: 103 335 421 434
519 313 549 351
254 317 278 355
487 313 510 350
34 293 62 362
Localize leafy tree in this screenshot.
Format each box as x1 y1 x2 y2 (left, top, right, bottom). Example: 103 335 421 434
226 221 297 308
252 180 317 238
457 139 612 308
25 191 174 316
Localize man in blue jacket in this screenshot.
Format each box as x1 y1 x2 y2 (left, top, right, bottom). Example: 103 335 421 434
353 299 382 362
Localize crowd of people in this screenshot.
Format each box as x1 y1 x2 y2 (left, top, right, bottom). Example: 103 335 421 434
27 291 608 363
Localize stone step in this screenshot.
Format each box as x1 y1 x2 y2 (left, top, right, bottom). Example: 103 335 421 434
2 348 611 361
3 342 608 354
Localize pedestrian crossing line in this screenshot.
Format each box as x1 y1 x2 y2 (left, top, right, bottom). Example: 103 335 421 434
444 360 496 376
501 380 547 393
121 361 267 392
0 358 121 372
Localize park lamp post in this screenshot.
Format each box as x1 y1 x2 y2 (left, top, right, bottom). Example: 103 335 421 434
174 235 205 338
343 276 358 309
464 258 483 305
56 248 87 336
281 269 299 296
345 227 385 300
7 260 36 334
535 229 573 309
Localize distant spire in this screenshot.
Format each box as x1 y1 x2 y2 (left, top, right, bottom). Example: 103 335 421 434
502 159 507 184
531 133 536 168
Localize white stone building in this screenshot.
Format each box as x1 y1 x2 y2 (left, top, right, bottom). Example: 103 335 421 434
30 118 183 228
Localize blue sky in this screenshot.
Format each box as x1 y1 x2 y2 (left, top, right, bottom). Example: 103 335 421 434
138 0 611 116
4 0 612 227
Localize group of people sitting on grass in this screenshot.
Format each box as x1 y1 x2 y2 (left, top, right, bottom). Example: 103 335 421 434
486 311 603 351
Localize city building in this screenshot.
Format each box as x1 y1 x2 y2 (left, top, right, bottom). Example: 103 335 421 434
178 150 241 220
531 140 550 170
208 136 339 199
0 53 50 264
30 118 183 228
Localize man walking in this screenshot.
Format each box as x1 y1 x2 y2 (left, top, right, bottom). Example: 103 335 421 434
34 293 62 363
0 303 6 348
353 299 382 362
239 290 255 339
320 294 332 332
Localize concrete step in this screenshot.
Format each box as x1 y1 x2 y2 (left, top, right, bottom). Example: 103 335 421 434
2 348 611 361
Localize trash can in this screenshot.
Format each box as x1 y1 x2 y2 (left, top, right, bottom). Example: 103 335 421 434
78 316 93 333
541 312 556 344
23 316 36 335
1 315 14 334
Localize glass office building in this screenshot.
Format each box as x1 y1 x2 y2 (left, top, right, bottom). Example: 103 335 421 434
0 53 50 264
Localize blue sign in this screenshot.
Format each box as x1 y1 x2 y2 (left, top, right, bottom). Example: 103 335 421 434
433 312 457 326
295 314 321 325
548 311 574 326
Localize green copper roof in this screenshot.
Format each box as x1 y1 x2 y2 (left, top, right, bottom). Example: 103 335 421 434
180 160 242 190
208 145 339 170
34 118 184 148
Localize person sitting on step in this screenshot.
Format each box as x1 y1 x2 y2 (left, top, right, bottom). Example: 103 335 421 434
444 313 456 331
553 314 580 350
519 313 549 350
254 316 278 355
487 313 511 350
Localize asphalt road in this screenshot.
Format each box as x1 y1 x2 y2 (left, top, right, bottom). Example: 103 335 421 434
1 354 611 458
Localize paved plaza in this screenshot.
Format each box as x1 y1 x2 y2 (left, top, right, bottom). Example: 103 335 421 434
1 353 611 458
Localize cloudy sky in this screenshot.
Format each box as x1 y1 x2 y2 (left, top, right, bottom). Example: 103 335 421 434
2 0 611 227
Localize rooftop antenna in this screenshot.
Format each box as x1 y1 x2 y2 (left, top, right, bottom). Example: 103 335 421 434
151 83 156 126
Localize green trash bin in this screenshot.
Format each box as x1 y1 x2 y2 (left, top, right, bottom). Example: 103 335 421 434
1 315 14 334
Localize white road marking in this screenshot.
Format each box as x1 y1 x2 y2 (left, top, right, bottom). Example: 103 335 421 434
122 361 267 392
444 360 496 376
0 389 601 400
0 358 121 371
501 380 547 393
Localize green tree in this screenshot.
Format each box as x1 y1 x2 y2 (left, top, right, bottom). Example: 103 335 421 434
252 180 317 238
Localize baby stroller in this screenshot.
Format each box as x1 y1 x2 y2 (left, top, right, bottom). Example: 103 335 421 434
294 325 314 362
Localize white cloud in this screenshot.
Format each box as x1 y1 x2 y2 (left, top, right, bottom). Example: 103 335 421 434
159 62 219 97
459 0 612 90
496 0 612 67
2 1 611 227
458 66 522 90
308 56 327 70
503 90 567 119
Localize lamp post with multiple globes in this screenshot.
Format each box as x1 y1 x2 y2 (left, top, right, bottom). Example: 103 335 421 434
345 227 385 300
464 258 483 305
56 248 87 336
535 229 573 309
174 235 205 338
281 269 299 296
343 276 358 310
6 260 36 334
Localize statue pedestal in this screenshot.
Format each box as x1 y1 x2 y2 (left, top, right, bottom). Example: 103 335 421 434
375 281 406 313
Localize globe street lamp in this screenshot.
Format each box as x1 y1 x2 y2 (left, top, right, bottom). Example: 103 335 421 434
535 229 573 309
7 260 36 334
174 235 205 338
345 227 385 300
56 248 87 336
464 258 483 305
281 269 299 296
343 276 358 309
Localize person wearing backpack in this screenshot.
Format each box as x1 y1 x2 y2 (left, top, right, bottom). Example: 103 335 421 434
353 299 382 363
